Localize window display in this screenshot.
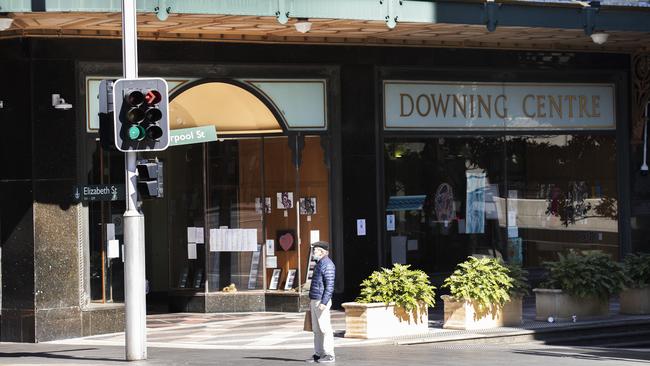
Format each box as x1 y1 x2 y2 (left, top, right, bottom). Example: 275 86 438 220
384 134 618 273
160 135 330 293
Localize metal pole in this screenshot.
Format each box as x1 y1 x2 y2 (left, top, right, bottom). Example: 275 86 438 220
121 0 147 360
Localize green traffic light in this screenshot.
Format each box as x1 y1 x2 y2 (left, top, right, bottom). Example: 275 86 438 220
127 124 146 141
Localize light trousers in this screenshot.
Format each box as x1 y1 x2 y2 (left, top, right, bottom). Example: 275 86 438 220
310 299 334 357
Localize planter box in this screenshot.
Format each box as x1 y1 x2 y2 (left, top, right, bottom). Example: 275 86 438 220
342 302 428 339
533 288 609 321
441 295 522 330
620 286 650 315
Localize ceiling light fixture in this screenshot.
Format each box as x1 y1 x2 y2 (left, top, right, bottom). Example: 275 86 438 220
0 18 14 31
294 18 312 33
590 32 609 45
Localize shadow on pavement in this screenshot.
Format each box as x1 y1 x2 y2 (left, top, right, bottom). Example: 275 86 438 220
244 356 307 363
0 347 123 363
512 348 650 363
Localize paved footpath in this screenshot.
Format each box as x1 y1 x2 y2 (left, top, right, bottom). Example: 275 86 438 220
0 340 649 365
47 306 650 350
50 311 389 350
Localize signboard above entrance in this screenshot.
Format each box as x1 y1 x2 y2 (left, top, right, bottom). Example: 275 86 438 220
384 81 615 131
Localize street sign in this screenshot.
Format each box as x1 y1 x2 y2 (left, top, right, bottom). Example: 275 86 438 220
73 184 125 202
169 126 218 146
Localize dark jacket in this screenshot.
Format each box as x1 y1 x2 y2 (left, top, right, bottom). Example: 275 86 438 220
309 256 335 305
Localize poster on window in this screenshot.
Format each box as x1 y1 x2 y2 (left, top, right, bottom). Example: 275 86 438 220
465 170 486 234
434 183 454 223
255 197 272 214
276 192 294 209
299 197 317 215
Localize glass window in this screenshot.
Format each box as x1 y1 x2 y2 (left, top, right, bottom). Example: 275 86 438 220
506 135 618 266
384 137 506 273
87 141 125 303
384 134 618 273
163 135 330 293
168 144 205 290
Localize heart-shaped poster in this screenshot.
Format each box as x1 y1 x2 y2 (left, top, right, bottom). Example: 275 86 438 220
279 233 294 251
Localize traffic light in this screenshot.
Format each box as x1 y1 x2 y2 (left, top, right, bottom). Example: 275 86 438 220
113 78 169 152
136 159 164 199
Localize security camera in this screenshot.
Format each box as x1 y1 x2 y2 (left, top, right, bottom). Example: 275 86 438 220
52 94 73 110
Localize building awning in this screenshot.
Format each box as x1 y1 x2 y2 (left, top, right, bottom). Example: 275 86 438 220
387 195 427 211
2 1 649 52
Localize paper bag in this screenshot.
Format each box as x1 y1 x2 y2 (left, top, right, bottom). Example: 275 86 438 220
303 310 313 332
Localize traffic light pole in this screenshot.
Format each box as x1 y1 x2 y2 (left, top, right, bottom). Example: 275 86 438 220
121 0 147 361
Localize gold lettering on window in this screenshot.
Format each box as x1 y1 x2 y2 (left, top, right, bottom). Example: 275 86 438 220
416 94 431 117
579 95 591 118
523 94 535 118
431 94 450 117
536 95 547 118
591 95 601 117
453 94 467 118
549 95 562 118
400 94 414 117
565 95 576 118
478 95 491 118
495 95 508 118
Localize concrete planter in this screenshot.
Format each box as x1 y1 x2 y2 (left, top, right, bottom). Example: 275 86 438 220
620 286 650 315
342 302 428 339
533 288 609 321
441 295 523 330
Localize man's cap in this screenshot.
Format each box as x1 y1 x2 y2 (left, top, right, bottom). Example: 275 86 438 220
311 241 329 251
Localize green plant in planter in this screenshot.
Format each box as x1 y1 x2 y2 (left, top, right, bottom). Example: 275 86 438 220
542 250 626 299
442 256 514 312
622 253 650 289
506 264 530 297
356 263 436 312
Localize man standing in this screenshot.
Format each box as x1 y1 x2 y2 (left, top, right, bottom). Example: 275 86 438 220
307 241 336 363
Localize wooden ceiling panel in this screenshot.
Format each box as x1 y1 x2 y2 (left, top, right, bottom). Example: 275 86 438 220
2 12 649 52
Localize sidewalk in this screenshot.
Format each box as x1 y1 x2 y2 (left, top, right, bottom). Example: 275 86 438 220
48 298 650 350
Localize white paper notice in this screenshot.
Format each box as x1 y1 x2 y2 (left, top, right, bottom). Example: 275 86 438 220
106 223 116 241
310 230 320 244
196 228 204 244
209 229 218 252
407 239 418 251
107 239 120 258
187 227 196 243
357 219 366 236
266 239 275 256
226 230 233 251
508 211 518 225
218 229 226 251
386 214 395 231
266 255 278 268
248 229 258 251
391 236 407 264
188 243 197 259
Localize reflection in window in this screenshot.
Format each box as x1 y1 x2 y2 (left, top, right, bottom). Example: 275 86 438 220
384 134 618 273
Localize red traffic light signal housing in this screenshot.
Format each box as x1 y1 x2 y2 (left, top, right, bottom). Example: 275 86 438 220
112 78 169 152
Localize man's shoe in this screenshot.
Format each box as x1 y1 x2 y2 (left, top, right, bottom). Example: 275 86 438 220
317 355 335 363
306 354 320 363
